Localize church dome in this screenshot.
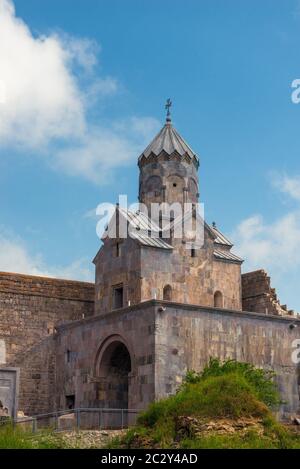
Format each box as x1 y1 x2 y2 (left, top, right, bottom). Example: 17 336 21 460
138 120 199 168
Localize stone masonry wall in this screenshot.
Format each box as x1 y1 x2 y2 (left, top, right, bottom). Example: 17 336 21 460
242 270 296 316
12 337 56 416
94 237 142 315
55 303 156 412
55 300 300 419
140 232 241 310
155 302 300 418
0 271 95 415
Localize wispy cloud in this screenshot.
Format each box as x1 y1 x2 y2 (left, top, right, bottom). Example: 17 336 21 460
0 0 159 184
54 117 159 184
232 211 300 272
0 228 93 281
271 172 300 201
232 172 300 310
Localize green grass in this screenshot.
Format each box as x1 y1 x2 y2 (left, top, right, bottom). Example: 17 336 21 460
107 359 300 449
182 358 281 408
0 424 66 449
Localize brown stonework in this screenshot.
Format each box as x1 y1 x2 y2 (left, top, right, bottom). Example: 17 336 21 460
242 270 295 316
0 271 94 415
55 301 300 419
94 220 242 314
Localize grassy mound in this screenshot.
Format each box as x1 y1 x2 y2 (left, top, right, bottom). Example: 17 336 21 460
108 359 300 449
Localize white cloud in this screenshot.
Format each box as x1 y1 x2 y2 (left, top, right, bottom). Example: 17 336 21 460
0 0 159 183
232 211 300 272
232 172 300 310
0 229 93 281
54 117 160 184
271 172 300 201
0 0 87 147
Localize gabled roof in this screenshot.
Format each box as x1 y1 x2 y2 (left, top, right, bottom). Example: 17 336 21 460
102 208 172 250
162 208 216 238
118 208 160 233
210 225 233 247
138 121 199 164
214 249 243 263
130 231 173 250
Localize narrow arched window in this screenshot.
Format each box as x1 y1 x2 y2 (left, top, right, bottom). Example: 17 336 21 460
163 285 172 301
214 291 223 308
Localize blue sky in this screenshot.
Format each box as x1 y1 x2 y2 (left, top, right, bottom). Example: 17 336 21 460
0 0 300 310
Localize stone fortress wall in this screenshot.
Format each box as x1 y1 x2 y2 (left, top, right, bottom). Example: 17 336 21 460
242 270 296 317
55 300 300 419
0 272 94 415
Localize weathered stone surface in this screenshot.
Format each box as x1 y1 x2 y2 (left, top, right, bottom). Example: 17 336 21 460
94 221 242 315
55 302 156 411
0 272 94 415
55 301 300 419
242 270 295 316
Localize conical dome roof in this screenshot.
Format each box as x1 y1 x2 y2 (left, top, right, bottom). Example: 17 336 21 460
138 120 199 166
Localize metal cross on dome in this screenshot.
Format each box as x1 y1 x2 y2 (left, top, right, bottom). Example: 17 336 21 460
165 98 172 121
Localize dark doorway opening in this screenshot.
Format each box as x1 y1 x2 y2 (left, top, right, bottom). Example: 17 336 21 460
66 395 75 410
98 341 131 409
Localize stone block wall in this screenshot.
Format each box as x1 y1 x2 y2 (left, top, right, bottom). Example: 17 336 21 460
11 337 56 415
140 233 241 310
211 259 241 310
55 300 300 419
55 303 156 412
154 302 300 418
242 270 296 316
0 271 95 415
94 237 142 315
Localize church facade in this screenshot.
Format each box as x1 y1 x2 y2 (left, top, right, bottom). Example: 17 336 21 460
0 114 299 419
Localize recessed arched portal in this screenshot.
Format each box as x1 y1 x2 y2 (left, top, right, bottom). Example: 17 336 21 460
96 337 132 409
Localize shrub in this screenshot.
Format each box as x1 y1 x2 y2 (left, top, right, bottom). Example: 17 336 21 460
138 372 269 430
181 358 281 409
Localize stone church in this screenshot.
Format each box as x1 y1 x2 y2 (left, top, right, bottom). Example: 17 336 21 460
0 111 299 420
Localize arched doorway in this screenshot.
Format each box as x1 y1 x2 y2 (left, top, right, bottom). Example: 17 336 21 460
97 339 132 409
214 291 223 308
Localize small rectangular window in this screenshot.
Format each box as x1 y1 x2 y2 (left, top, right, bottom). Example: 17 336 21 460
66 350 77 363
191 248 196 258
113 285 123 309
66 395 75 410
